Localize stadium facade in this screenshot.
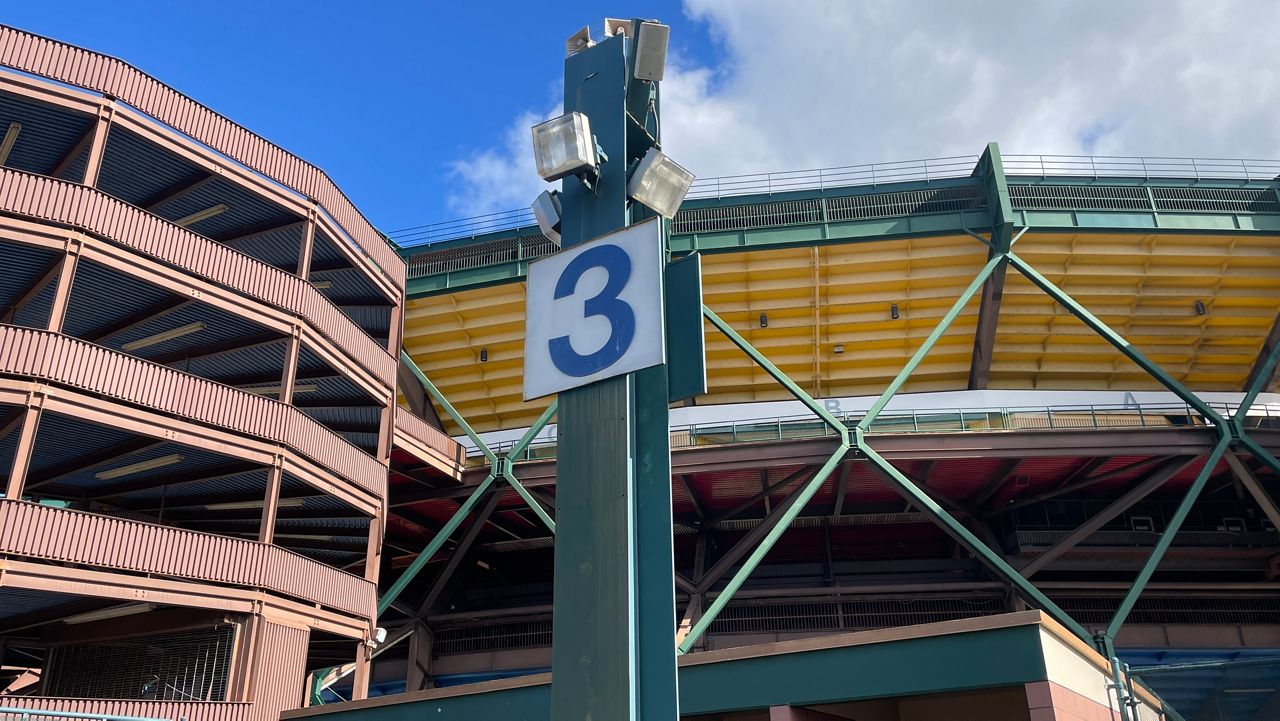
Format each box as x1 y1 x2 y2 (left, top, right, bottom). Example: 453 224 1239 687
2 23 1280 721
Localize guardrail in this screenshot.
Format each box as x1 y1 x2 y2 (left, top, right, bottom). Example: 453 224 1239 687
0 499 374 618
0 324 386 500
0 167 395 391
466 402 1275 463
1003 154 1280 181
391 152 1280 249
0 707 169 721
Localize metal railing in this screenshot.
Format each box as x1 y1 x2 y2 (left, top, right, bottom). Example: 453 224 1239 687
0 708 170 721
1003 154 1280 181
391 152 1280 249
466 401 1276 462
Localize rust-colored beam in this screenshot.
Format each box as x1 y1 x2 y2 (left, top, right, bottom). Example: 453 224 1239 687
967 254 1008 390
709 465 816 524
970 457 1022 509
995 456 1169 515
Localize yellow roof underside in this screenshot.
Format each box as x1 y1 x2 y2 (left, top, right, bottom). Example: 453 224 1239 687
404 231 1280 434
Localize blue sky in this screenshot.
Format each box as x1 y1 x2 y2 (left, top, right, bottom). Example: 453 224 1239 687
3 2 717 232
6 2 1279 237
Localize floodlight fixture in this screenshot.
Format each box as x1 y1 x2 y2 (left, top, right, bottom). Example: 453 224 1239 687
627 147 694 219
531 189 562 243
604 18 631 38
532 112 598 183
634 22 670 81
565 26 594 57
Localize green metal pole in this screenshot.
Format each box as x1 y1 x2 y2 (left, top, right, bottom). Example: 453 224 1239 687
859 252 1006 431
550 23 678 721
1104 435 1231 639
1004 252 1227 427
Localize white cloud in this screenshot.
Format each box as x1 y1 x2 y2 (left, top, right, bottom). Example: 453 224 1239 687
445 1 1280 216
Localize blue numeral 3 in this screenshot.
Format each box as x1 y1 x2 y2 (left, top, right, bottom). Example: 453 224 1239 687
549 244 636 377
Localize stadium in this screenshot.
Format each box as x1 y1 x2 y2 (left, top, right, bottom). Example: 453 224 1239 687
1 20 1279 721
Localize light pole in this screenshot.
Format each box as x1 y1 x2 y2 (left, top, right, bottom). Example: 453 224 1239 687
525 17 694 721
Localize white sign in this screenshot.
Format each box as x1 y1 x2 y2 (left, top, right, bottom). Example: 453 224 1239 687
523 218 665 400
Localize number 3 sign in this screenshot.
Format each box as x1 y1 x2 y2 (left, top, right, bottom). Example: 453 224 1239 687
523 218 665 400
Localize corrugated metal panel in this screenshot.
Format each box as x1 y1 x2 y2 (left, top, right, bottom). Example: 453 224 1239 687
0 24 405 286
97 124 200 206
124 468 270 503
0 238 60 329
0 498 375 617
0 167 395 390
0 586 73 619
49 439 237 491
0 87 94 177
0 324 386 498
61 257 174 338
154 177 297 242
249 621 310 720
27 412 141 474
0 696 251 721
226 224 304 269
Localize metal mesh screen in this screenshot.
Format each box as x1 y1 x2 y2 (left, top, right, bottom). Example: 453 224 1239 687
46 625 236 701
1150 186 1280 213
1053 596 1280 625
825 185 986 221
1009 183 1280 213
1008 184 1151 210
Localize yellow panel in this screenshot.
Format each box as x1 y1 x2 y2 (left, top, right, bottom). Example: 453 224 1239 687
404 230 1280 433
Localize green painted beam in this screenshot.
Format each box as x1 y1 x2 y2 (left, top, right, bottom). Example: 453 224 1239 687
378 472 497 616
859 252 1006 431
701 305 848 444
500 401 558 534
1004 252 1228 427
284 621 1054 721
857 440 1093 645
399 349 495 465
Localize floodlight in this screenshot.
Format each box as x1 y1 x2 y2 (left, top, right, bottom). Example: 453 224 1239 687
531 189 562 243
634 22 670 81
604 18 631 38
531 112 597 183
627 147 694 219
565 26 594 57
